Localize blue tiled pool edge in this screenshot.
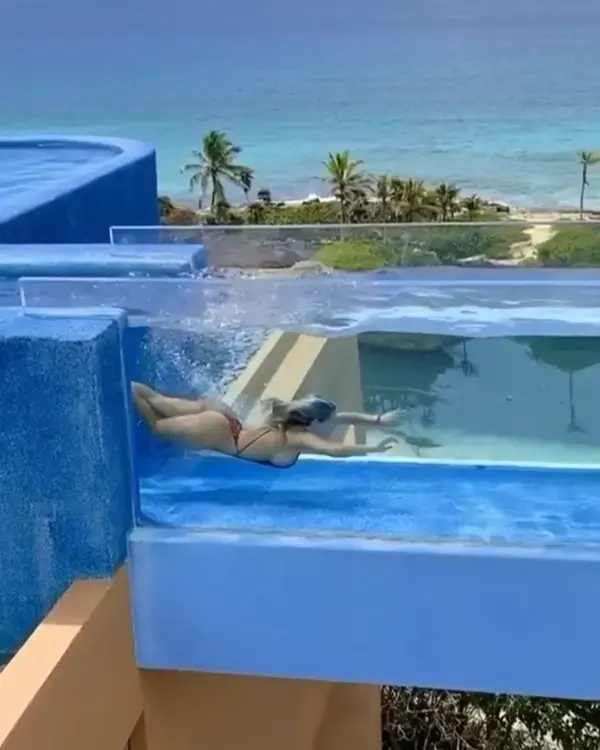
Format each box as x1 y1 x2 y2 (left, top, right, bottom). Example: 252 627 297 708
129 525 600 699
0 135 158 243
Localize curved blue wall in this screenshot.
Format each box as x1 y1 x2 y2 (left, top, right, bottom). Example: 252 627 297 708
0 136 158 244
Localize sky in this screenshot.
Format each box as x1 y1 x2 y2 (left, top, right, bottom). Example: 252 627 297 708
1 0 599 38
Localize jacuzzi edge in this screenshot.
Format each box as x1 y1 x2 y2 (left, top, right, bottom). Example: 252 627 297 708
0 135 155 223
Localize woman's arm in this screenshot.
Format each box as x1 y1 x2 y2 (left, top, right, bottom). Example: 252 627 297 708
287 431 397 458
334 408 405 427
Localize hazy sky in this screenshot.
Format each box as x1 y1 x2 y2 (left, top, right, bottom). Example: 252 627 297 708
2 0 599 38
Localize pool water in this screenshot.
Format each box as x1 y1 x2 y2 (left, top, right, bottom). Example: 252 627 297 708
139 455 600 547
0 144 115 200
360 335 600 463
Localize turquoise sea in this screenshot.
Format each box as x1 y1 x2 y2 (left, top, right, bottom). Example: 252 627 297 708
2 0 600 207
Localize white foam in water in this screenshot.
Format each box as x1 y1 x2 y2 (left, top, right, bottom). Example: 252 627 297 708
18 275 600 337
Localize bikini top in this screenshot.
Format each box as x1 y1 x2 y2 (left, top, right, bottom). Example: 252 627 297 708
236 425 299 469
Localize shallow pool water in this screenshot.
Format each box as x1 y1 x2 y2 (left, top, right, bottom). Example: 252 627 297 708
0 144 115 200
361 335 600 464
139 456 600 547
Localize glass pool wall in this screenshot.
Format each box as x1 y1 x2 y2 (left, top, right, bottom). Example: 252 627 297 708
359 333 600 464
18 271 600 553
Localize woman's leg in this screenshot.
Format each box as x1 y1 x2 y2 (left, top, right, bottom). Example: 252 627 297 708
131 386 161 431
131 382 240 422
131 382 208 418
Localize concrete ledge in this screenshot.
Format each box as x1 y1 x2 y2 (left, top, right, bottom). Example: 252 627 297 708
0 244 205 278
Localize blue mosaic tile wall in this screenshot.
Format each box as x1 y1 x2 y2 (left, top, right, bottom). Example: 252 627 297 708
0 309 134 654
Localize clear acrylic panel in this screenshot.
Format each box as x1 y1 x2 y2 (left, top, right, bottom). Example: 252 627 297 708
110 220 600 270
19 270 600 551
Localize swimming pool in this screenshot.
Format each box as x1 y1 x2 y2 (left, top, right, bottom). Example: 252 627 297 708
360 334 600 463
138 454 600 547
0 142 115 201
131 453 600 694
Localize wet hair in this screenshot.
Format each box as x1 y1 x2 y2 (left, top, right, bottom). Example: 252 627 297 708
264 394 337 429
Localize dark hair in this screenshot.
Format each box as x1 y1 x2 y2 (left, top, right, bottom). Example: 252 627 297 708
264 394 337 429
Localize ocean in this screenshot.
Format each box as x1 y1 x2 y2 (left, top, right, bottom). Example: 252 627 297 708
2 0 600 208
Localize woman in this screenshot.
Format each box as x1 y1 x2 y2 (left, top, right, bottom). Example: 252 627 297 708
131 382 402 468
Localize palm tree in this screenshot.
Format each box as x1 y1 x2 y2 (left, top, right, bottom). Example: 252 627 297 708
397 179 438 222
375 175 393 222
322 151 373 223
182 130 254 211
577 151 600 219
462 194 483 221
389 177 406 219
239 167 253 203
434 183 461 221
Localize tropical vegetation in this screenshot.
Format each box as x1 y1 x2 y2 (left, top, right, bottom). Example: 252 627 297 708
537 225 600 266
173 131 512 227
383 686 600 749
181 129 254 214
158 132 600 268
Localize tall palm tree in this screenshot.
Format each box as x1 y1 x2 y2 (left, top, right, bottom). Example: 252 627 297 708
375 175 393 222
322 151 372 223
577 151 600 219
462 194 483 221
182 130 254 211
434 183 461 221
239 167 253 203
389 177 406 220
397 179 438 222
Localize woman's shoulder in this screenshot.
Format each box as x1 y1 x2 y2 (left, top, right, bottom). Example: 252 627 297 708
282 427 308 446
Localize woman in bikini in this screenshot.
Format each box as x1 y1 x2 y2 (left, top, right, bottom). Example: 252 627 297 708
131 382 402 468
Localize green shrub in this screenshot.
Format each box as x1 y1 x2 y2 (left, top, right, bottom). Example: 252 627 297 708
417 225 528 262
538 226 600 266
313 240 392 270
258 201 341 225
159 196 199 225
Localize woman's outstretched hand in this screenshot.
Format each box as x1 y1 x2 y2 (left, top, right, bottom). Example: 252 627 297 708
377 409 406 427
374 436 399 453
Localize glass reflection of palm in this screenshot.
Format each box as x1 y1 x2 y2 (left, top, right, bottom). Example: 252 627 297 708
362 345 455 455
459 340 479 378
523 337 600 434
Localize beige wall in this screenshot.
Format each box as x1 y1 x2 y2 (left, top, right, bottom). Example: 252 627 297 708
0 569 381 750
0 570 143 750
140 670 380 750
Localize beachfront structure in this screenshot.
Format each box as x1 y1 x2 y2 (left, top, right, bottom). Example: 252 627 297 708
2 136 600 750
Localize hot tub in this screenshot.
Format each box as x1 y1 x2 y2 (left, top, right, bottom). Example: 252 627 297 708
0 136 158 243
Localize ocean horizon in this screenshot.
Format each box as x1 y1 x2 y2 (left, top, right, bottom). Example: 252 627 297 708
2 1 600 208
